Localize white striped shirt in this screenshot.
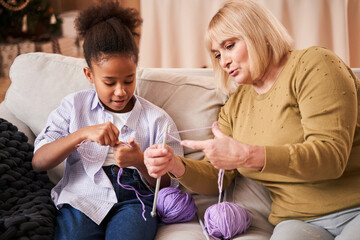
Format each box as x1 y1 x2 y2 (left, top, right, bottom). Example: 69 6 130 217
34 89 183 225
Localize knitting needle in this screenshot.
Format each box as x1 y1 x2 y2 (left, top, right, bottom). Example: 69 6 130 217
151 123 168 217
197 212 210 240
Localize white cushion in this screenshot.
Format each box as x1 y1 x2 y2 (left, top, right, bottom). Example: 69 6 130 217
6 52 91 137
7 53 227 161
0 102 35 144
225 175 274 238
136 68 228 159
6 51 229 191
353 68 360 80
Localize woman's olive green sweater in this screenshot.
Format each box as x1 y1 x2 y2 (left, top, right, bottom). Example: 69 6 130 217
176 47 360 225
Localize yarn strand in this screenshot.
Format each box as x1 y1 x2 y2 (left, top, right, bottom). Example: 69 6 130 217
76 139 152 221
116 168 154 221
166 126 213 144
166 126 252 239
217 169 224 204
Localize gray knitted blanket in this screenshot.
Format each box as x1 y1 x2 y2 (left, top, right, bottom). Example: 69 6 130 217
0 118 56 240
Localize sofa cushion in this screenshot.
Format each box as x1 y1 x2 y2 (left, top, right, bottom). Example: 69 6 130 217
353 68 360 80
6 52 91 137
0 102 35 144
6 52 227 183
7 53 227 160
224 174 274 238
136 68 227 160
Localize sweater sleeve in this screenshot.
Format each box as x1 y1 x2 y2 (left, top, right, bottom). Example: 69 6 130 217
174 157 238 195
262 47 358 182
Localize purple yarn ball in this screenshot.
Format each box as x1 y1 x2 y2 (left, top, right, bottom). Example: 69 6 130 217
157 187 197 224
204 202 251 239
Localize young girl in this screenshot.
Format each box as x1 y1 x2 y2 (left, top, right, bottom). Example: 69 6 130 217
32 2 183 239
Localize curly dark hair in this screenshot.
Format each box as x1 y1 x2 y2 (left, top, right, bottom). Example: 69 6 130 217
75 1 142 68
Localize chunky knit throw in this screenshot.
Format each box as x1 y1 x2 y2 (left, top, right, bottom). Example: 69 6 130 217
0 118 56 240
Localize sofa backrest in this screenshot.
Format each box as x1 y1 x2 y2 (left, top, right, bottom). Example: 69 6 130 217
354 68 360 79
6 53 91 136
6 52 360 153
5 52 360 184
6 52 227 161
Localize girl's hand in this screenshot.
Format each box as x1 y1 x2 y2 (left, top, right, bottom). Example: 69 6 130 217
144 144 184 178
181 121 264 170
81 122 120 147
113 138 144 169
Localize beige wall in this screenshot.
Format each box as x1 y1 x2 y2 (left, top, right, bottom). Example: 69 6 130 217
139 0 360 68
50 0 359 68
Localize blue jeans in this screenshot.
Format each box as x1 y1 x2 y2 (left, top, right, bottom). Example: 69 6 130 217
55 166 158 240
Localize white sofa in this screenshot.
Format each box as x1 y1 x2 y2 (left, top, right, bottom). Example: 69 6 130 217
2 52 359 239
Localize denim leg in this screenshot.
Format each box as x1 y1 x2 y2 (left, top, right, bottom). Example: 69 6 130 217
105 199 158 240
270 220 334 240
103 166 158 240
54 204 105 240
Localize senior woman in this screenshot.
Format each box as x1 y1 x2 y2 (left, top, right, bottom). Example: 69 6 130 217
144 0 360 239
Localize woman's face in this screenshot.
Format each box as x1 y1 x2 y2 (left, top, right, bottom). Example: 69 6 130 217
211 37 252 84
84 55 137 113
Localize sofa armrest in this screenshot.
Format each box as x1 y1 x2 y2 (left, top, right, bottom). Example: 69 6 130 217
0 102 36 144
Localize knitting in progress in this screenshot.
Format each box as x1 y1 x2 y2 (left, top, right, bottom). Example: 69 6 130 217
78 125 252 239
168 127 252 239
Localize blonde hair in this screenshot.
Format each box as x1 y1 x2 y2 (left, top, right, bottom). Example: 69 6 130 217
205 0 293 95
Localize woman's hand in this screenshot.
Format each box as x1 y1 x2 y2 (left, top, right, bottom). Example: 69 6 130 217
144 144 185 178
80 122 120 147
181 121 265 170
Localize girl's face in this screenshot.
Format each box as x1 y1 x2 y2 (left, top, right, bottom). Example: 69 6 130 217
211 37 252 84
84 55 137 113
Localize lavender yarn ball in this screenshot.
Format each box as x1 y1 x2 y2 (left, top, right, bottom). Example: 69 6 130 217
157 187 197 224
204 202 251 239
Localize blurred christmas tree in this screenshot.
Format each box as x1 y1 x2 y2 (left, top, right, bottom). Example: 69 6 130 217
0 0 62 43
